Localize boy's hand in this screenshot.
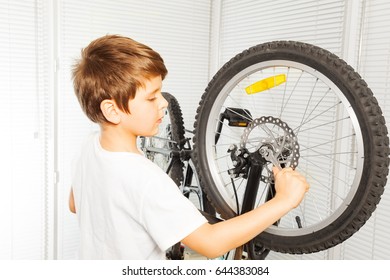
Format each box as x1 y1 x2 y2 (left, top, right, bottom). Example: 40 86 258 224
273 167 309 209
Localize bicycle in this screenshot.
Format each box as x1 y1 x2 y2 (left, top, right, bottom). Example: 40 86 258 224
141 41 389 259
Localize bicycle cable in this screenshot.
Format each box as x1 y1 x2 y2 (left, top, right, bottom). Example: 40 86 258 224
230 177 240 215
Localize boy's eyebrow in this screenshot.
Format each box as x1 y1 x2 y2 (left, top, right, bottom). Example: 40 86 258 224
147 87 161 96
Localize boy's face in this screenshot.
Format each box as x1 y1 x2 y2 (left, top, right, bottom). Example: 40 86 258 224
120 75 168 137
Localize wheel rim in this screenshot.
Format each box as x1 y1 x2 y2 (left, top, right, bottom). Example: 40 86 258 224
204 60 364 236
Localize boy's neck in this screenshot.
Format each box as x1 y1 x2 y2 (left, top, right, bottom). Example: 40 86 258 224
99 124 141 154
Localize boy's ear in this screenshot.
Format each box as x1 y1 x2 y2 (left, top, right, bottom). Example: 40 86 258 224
100 99 121 124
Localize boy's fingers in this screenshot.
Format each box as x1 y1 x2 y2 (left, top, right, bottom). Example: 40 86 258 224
272 166 280 176
273 166 293 178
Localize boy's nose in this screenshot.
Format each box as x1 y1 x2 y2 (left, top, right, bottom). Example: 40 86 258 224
161 95 168 109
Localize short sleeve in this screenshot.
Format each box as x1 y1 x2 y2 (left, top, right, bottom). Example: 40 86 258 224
139 171 208 251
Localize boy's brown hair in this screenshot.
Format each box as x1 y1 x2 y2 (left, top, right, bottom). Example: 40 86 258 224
72 34 168 123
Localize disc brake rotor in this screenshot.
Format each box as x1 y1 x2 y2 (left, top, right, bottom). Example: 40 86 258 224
239 116 300 179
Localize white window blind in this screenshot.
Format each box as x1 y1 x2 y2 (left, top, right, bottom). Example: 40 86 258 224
340 0 390 259
0 0 51 259
57 0 211 259
216 0 345 71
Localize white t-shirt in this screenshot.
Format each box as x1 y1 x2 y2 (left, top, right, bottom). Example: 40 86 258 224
71 132 207 259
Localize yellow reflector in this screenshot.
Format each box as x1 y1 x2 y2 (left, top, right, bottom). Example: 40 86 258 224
230 122 248 127
245 74 286 95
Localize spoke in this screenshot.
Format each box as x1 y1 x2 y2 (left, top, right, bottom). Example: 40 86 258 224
300 142 358 169
280 69 304 118
259 124 279 144
215 142 240 147
279 67 290 119
305 191 326 222
297 204 307 227
225 107 253 123
244 140 261 150
299 156 352 196
216 113 247 136
280 202 304 229
306 151 358 157
296 77 318 135
304 171 342 212
269 67 281 114
225 176 243 187
246 74 261 121
213 131 242 143
228 177 246 197
294 101 342 133
226 96 254 122
300 133 355 152
244 138 265 145
297 116 350 134
255 181 273 208
218 167 233 175
302 87 332 125
215 153 231 161
235 177 247 196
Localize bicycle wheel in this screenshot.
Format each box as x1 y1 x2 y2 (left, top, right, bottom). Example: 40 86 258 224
141 92 185 187
193 41 389 254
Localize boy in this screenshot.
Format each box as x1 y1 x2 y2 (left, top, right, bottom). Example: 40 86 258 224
69 34 309 260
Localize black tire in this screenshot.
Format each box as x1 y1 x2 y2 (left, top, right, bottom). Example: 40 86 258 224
142 92 185 187
193 41 389 254
162 92 186 186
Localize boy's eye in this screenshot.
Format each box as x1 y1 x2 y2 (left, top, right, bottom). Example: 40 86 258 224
148 97 157 101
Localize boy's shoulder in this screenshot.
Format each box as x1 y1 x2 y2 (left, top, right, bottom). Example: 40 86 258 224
76 131 169 182
112 150 167 179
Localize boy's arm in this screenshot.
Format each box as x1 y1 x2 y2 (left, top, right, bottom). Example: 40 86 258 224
181 167 309 259
69 188 76 213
